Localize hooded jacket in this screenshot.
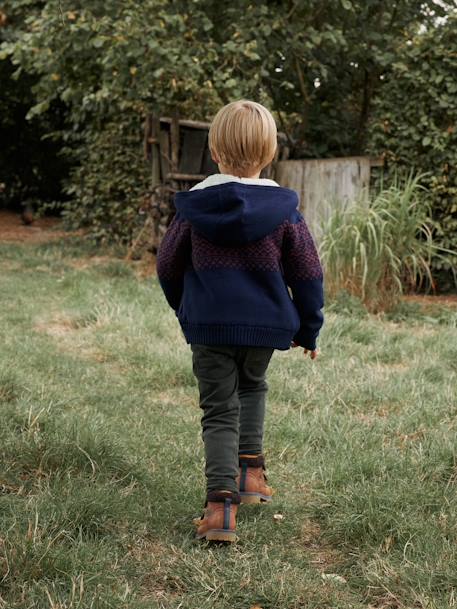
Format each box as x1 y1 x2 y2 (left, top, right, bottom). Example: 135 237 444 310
156 176 324 350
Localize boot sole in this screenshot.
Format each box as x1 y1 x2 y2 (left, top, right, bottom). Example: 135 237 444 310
196 529 237 542
240 492 273 504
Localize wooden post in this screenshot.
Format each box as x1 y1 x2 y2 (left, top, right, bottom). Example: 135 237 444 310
170 111 180 173
159 129 171 182
150 113 161 188
274 156 373 240
169 110 180 192
143 114 152 160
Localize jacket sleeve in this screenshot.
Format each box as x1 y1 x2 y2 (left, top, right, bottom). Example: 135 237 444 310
282 211 324 350
156 212 191 311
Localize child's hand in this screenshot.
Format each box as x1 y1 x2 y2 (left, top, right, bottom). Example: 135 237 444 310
291 341 318 359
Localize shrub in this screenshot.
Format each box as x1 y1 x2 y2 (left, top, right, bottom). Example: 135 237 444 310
59 117 149 245
319 174 452 311
368 14 457 288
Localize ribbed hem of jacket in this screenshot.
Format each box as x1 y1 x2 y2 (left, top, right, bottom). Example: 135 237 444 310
180 322 293 350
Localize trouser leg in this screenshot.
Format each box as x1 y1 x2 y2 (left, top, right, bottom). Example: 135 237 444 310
191 344 240 494
237 347 274 455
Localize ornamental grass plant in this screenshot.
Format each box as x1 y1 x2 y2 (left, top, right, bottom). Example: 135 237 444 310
318 174 452 312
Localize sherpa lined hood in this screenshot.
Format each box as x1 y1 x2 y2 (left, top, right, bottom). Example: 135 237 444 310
174 182 299 245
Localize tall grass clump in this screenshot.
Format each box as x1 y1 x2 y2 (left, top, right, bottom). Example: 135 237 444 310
319 173 450 311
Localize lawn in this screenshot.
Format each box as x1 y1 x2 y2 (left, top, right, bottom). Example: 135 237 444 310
1 234 457 609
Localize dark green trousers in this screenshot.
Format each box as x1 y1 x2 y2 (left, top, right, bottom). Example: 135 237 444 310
190 344 274 494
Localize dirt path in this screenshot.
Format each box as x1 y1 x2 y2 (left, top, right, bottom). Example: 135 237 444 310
404 293 457 307
0 209 81 244
0 209 157 278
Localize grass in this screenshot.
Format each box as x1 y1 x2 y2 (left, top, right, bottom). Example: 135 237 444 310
1 236 457 608
318 173 455 311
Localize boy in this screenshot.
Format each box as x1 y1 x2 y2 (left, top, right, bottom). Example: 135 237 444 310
156 100 324 542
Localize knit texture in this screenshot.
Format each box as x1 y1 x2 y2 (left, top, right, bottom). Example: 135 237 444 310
156 182 324 350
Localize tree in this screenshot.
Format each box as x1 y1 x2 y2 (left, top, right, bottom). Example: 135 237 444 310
0 1 69 208
368 13 457 287
1 0 456 243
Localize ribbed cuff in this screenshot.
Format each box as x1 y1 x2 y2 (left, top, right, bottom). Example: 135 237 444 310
292 330 317 351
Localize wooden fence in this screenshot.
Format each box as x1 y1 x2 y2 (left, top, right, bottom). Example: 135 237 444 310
274 156 382 238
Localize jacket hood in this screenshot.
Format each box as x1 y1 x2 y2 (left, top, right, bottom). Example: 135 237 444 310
174 182 298 245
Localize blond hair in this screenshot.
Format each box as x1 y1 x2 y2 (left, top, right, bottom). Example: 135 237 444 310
208 100 277 175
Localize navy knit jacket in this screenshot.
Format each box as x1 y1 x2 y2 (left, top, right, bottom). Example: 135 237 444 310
156 181 324 351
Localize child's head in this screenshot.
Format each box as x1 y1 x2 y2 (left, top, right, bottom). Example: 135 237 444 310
208 100 277 177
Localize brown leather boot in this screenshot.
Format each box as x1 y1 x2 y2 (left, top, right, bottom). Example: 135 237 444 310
193 490 241 542
236 454 274 504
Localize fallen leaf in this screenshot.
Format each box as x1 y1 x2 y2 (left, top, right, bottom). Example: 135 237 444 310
273 513 284 522
321 573 347 584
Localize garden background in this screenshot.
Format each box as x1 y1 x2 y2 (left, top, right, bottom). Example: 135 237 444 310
1 1 457 608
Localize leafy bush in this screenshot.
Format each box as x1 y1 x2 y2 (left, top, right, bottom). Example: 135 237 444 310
2 0 453 241
57 117 149 244
319 174 450 311
368 14 457 288
0 57 69 209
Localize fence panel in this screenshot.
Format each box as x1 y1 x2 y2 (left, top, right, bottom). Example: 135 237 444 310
274 156 372 237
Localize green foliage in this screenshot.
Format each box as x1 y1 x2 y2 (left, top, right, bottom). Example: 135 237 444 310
1 0 456 243
1 0 274 239
368 14 457 286
1 0 268 122
59 117 150 243
386 299 457 326
211 1 452 158
254 0 451 157
319 174 448 311
0 1 70 207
